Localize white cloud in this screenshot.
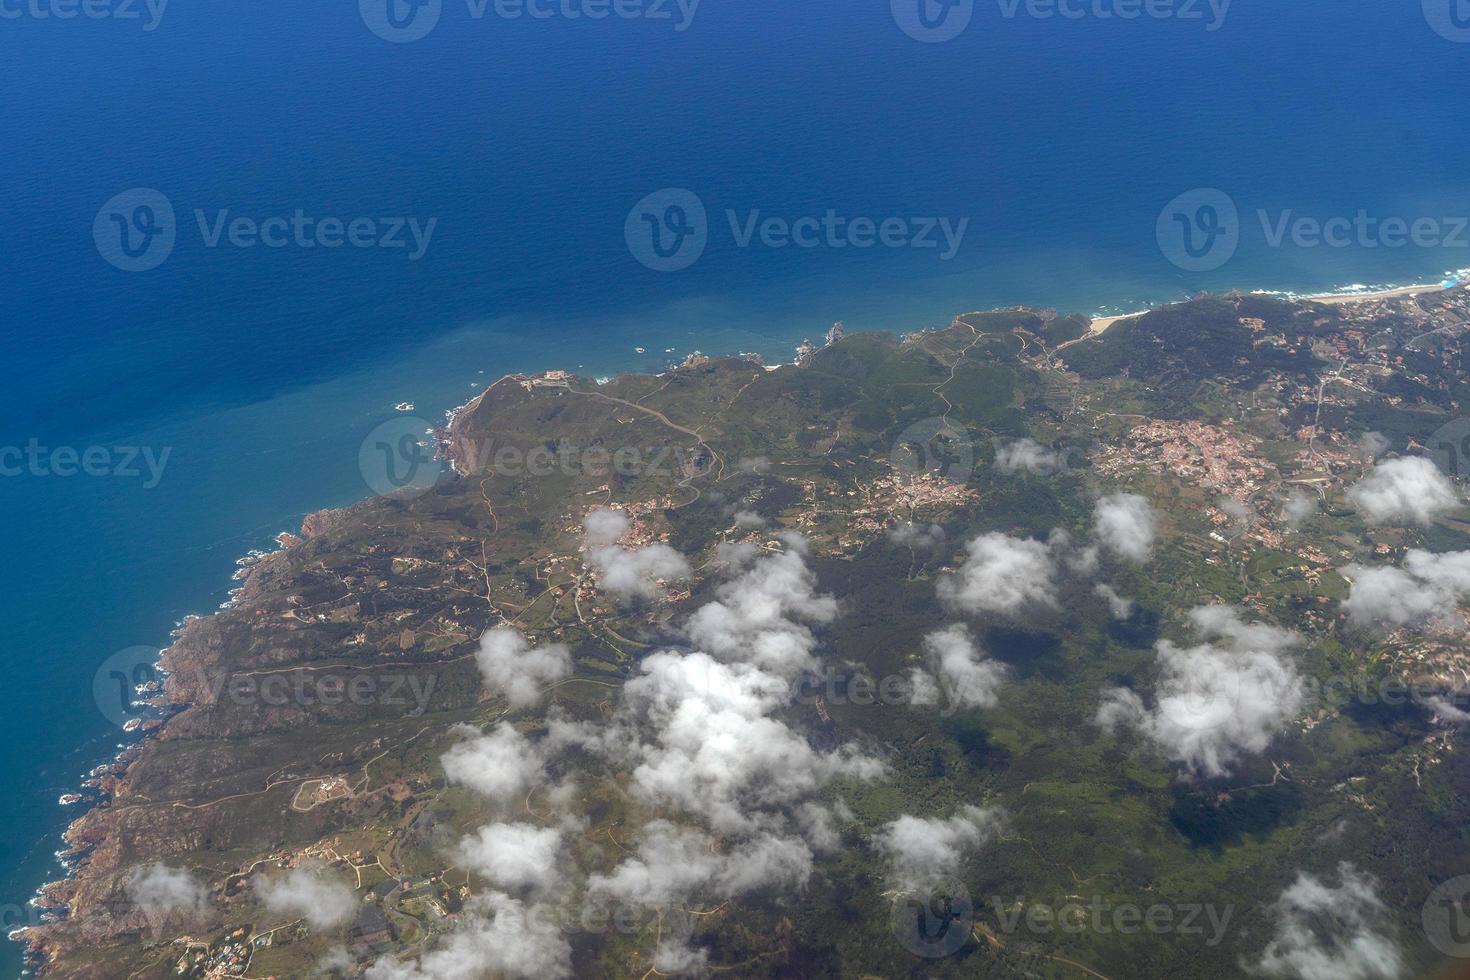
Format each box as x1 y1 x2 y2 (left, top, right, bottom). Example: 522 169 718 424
876 806 1003 893
589 820 813 906
581 507 631 548
938 532 1058 617
994 438 1065 475
888 522 945 550
616 651 881 833
1094 493 1158 563
441 722 545 806
733 509 767 529
1360 431 1392 462
367 893 572 980
456 823 565 895
714 540 761 570
1282 489 1318 526
1094 583 1135 619
1096 606 1304 778
1427 696 1470 725
907 668 942 707
580 508 691 601
685 540 838 677
922 624 1007 710
474 628 572 708
586 542 691 602
794 800 852 854
126 863 207 917
255 864 356 930
1343 549 1470 629
1348 457 1460 526
652 939 709 976
1254 863 1403 980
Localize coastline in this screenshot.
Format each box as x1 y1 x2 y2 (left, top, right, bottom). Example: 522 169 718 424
20 270 1466 973
1083 278 1460 340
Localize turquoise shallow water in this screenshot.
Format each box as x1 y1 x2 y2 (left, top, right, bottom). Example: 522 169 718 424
4 0 1470 972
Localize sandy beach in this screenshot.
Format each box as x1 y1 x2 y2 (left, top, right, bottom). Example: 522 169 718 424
1081 282 1453 339
1302 283 1445 305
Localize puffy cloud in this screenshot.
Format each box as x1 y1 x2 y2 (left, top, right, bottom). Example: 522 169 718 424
733 509 767 529
589 820 813 906
581 507 692 601
906 668 942 707
456 823 565 895
441 722 545 806
793 800 853 854
1096 606 1304 778
922 624 1006 710
1343 550 1470 629
1282 489 1318 526
126 863 208 917
685 540 838 677
888 522 945 550
1348 457 1460 526
1094 583 1135 619
587 542 691 602
616 651 882 833
581 507 631 548
255 864 356 930
652 940 709 976
713 540 761 571
1253 863 1403 980
1219 496 1254 526
1094 493 1158 563
1359 431 1392 462
474 628 572 708
1427 695 1470 725
876 806 1003 893
938 532 1059 617
994 438 1065 475
367 893 572 980
1049 527 1100 576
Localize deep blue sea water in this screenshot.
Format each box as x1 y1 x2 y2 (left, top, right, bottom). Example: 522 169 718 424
3 0 1470 971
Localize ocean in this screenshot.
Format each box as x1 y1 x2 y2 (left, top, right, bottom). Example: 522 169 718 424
3 0 1469 971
